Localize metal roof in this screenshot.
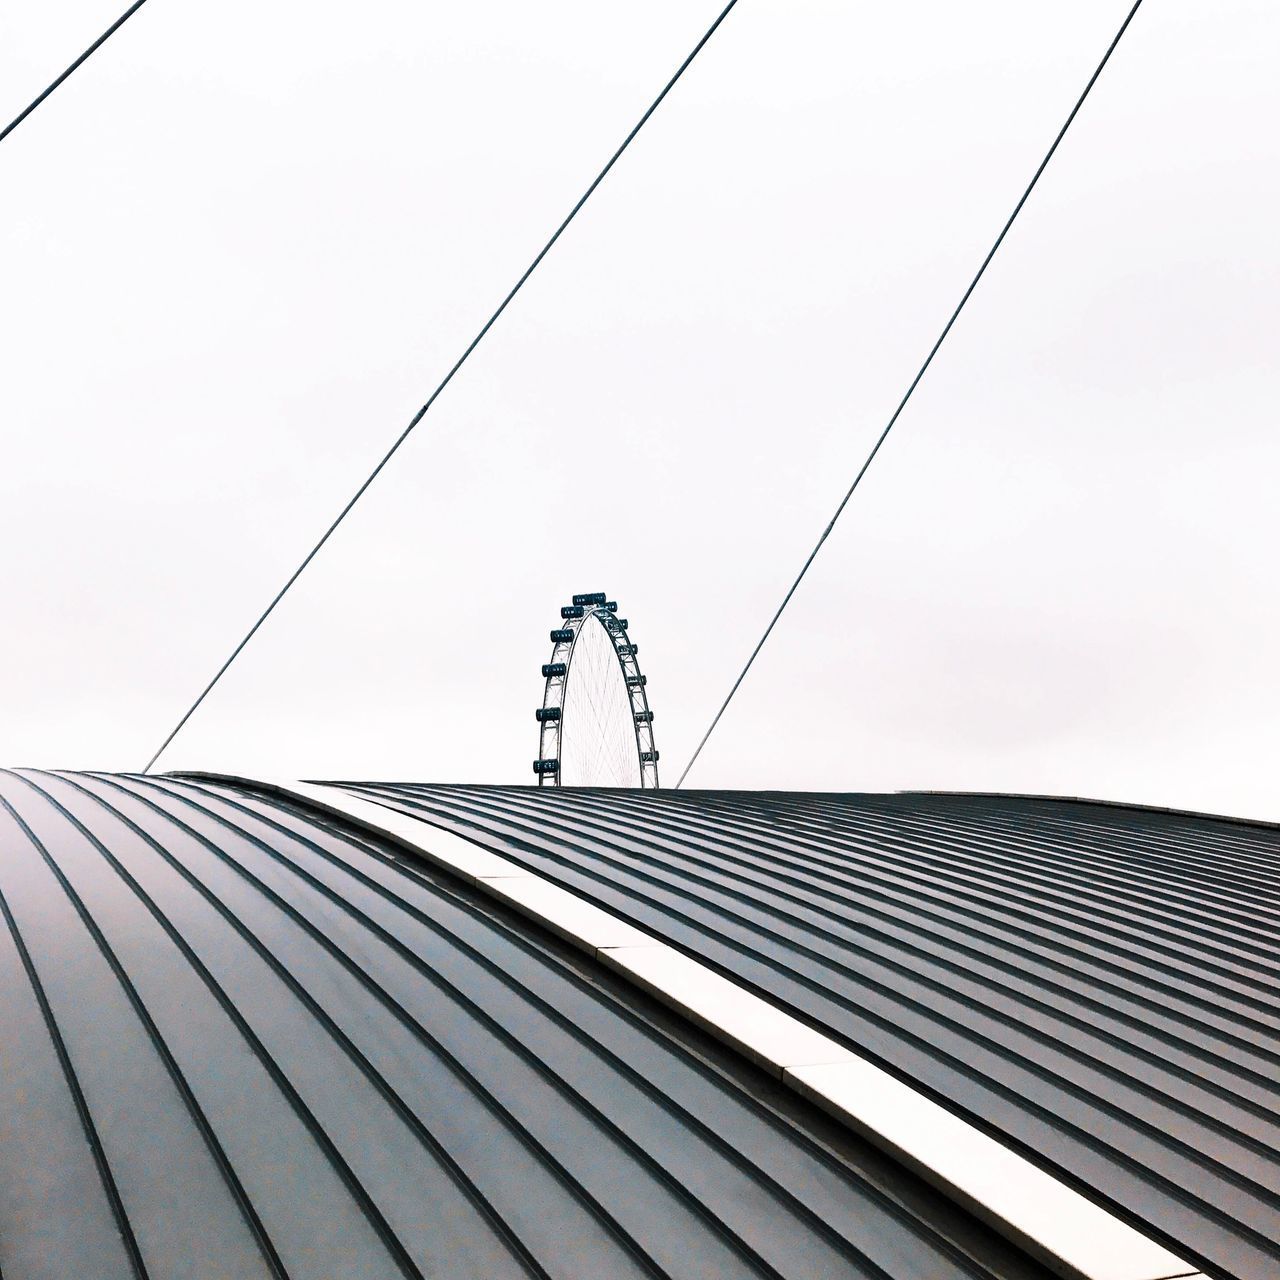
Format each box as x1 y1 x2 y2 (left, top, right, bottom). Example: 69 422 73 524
197 775 1198 1280
336 783 1280 1280
0 769 1059 1280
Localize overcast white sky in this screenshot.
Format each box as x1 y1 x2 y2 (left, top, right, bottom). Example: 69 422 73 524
2 1 1278 818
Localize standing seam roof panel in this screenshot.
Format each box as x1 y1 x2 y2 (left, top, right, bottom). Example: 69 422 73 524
434 785 1280 1116
0 769 1053 1280
341 782 1280 1280
350 788 1280 1162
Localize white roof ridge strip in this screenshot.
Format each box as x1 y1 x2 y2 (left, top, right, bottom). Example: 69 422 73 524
176 775 1201 1280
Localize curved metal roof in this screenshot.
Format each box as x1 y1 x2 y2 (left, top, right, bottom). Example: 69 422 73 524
0 769 1057 1280
339 783 1280 1280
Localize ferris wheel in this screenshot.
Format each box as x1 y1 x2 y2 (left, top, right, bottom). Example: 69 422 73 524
533 592 659 788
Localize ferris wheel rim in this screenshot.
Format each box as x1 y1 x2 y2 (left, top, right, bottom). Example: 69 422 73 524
535 596 658 789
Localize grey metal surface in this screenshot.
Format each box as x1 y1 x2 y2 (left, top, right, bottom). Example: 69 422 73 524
338 783 1280 1280
0 769 1052 1280
182 776 1201 1280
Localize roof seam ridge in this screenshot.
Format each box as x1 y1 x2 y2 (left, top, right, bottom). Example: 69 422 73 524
179 773 1203 1280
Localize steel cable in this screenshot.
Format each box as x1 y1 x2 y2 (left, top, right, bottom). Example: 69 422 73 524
1 1 151 149
675 0 1147 788
144 1 740 772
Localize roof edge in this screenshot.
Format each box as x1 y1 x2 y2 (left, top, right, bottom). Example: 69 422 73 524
906 789 1280 833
